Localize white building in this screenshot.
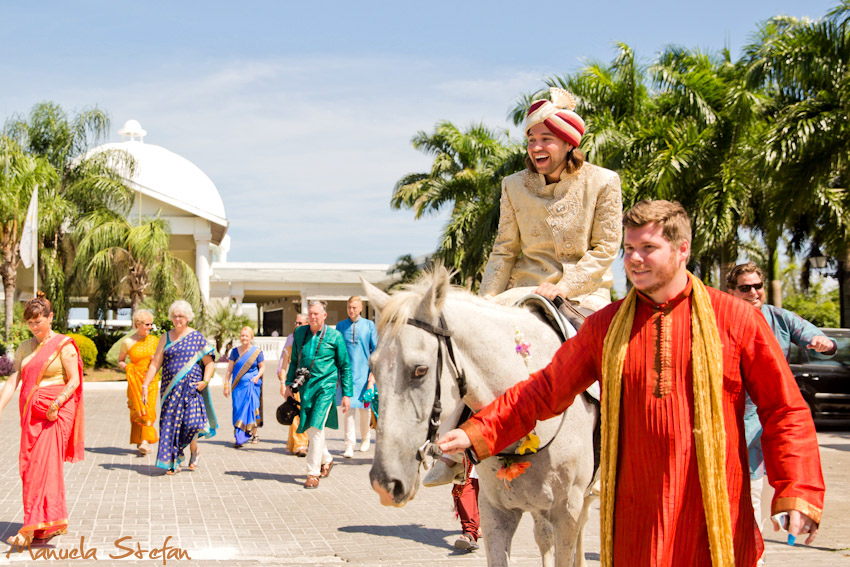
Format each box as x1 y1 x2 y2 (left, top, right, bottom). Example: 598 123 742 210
13 120 395 335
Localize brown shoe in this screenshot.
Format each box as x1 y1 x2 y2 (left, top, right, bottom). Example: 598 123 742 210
320 460 334 478
303 475 319 489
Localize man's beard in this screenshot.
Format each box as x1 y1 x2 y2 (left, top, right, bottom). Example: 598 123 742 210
633 255 682 297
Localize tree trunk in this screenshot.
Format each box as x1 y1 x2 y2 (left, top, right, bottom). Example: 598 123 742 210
766 237 782 308
718 240 738 292
3 273 15 338
838 245 850 328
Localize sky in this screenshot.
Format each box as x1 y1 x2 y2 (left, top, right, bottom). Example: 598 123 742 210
0 0 840 276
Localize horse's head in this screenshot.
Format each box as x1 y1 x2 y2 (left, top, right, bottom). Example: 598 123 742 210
362 267 457 507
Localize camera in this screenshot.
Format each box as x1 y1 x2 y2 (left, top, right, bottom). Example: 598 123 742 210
292 368 310 392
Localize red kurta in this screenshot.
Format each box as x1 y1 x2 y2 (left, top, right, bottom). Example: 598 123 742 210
462 281 824 567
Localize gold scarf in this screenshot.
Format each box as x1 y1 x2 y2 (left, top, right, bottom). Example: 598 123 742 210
599 274 734 567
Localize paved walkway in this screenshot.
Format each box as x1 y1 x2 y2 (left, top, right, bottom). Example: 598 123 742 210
0 380 848 566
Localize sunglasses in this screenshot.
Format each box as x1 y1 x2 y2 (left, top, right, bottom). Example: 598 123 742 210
736 282 764 293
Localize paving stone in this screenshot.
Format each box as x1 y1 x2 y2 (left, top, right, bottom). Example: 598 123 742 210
1 382 848 566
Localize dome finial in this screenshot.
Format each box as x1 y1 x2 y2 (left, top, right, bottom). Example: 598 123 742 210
118 119 147 142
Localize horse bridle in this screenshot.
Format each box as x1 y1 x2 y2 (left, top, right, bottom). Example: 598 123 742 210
406 315 468 469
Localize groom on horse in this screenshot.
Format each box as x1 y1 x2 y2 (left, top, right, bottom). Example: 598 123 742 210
440 200 824 567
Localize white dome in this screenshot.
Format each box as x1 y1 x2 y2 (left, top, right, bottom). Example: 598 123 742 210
86 121 227 234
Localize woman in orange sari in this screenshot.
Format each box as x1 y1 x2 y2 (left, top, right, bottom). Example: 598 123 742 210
0 293 84 548
118 309 159 456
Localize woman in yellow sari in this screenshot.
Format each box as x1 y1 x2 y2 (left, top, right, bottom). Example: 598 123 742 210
118 309 159 456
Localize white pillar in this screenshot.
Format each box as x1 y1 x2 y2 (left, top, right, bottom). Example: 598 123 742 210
194 233 212 303
234 295 244 316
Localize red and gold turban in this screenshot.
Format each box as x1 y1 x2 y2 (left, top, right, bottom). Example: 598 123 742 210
525 87 585 148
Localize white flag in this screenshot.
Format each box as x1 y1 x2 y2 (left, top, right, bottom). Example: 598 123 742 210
20 186 38 269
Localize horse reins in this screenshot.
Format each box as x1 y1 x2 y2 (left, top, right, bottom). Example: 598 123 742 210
407 310 570 467
406 315 467 468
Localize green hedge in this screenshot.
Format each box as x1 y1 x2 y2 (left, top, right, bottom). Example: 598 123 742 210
67 333 97 369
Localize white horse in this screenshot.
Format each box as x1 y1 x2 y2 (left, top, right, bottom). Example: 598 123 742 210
364 268 598 567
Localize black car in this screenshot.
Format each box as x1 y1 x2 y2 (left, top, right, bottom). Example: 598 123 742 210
788 328 850 421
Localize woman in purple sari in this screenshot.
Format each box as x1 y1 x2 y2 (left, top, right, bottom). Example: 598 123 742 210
142 300 217 474
223 326 265 448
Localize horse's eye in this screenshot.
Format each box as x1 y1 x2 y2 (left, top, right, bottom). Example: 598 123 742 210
413 365 428 378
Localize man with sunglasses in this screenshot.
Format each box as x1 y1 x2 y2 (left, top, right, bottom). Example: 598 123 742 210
727 262 835 565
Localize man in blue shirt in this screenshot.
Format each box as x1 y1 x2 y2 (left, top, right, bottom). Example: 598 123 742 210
727 262 835 564
335 296 378 458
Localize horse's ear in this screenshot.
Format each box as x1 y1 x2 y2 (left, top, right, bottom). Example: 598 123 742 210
419 266 450 316
361 278 389 313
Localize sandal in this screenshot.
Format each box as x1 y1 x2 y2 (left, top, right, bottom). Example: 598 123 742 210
165 466 180 475
6 531 33 548
138 441 150 456
453 533 479 551
251 435 259 444
188 450 200 470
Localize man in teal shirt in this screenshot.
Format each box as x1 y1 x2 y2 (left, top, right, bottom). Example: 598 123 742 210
285 300 352 489
727 262 835 564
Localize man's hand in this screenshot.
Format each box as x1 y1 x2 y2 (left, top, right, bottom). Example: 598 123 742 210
807 335 836 354
341 396 351 413
533 282 567 301
774 510 818 546
438 429 471 455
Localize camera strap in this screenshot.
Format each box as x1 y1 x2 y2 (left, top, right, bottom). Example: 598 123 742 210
295 324 328 374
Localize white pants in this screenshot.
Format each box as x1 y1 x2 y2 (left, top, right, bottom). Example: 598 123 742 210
338 407 371 448
306 427 333 477
751 476 766 567
751 476 764 533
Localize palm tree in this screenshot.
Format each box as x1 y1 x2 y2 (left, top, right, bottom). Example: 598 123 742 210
391 121 523 286
743 2 850 321
73 211 201 317
5 102 134 325
0 136 57 336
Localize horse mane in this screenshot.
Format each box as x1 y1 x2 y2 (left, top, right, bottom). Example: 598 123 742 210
376 269 527 340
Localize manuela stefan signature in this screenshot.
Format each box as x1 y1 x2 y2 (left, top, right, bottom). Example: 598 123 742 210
5 536 191 563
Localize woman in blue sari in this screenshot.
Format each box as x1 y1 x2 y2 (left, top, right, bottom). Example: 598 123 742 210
223 326 265 448
141 300 217 474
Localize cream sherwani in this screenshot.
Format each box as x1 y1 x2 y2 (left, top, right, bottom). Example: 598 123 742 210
479 163 622 310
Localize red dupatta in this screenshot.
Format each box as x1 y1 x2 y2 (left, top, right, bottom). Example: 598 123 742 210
19 334 85 463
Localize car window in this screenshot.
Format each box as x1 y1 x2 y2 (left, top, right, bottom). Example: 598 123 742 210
788 343 803 364
806 335 850 367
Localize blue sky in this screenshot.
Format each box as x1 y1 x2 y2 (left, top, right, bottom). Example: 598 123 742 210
1 0 840 274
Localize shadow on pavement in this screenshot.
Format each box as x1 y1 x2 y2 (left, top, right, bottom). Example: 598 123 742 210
763 535 843 553
223 470 301 484
98 463 166 477
339 524 456 550
86 446 137 456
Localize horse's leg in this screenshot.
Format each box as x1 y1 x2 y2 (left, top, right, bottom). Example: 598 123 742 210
531 512 555 567
574 490 598 567
479 496 522 567
552 485 589 567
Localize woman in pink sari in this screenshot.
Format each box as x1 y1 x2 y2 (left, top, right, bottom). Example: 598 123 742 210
0 293 84 548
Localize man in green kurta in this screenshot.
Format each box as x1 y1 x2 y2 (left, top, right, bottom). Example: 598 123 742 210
285 300 352 488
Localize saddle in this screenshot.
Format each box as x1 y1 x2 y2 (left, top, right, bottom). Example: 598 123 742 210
511 293 601 475
514 294 599 403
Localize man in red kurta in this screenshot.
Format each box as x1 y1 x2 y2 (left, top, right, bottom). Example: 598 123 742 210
439 200 824 567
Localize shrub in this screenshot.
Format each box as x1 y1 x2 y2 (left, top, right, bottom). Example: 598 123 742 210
67 333 97 369
0 356 13 378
